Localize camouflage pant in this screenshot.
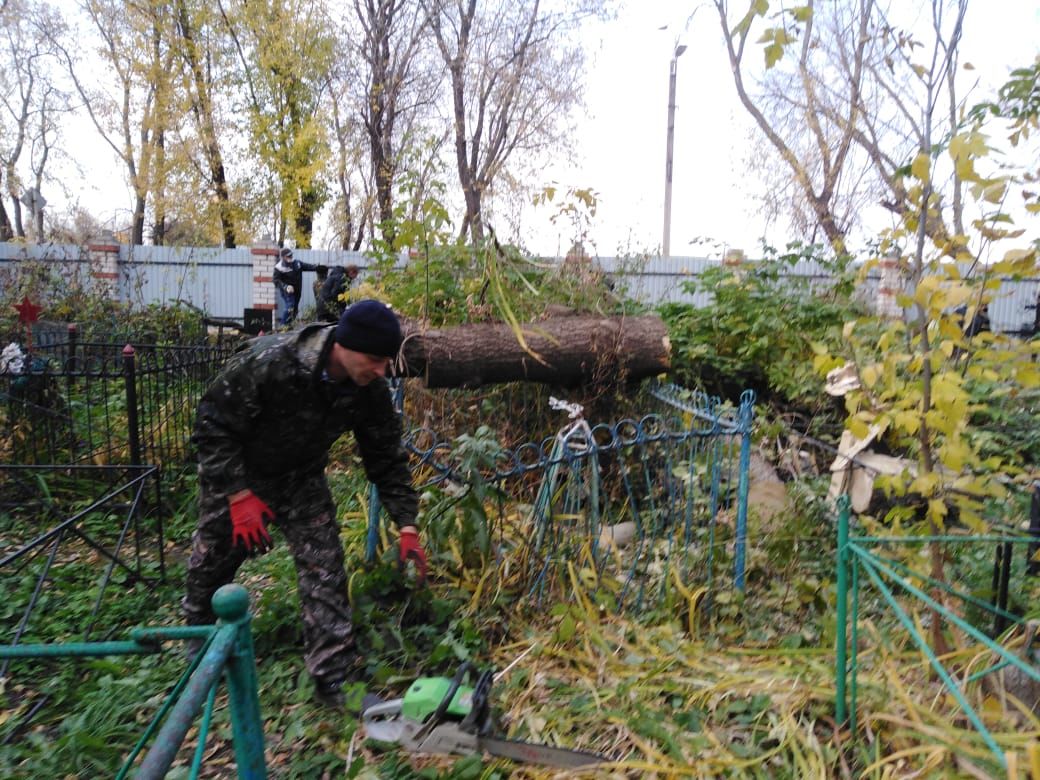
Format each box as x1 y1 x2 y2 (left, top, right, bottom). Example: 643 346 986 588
182 471 354 685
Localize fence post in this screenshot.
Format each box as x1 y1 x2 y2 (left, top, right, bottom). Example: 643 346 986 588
876 254 904 318
992 541 1013 636
250 240 278 322
367 379 405 563
66 323 78 372
217 585 267 779
135 585 265 780
65 324 79 444
87 235 121 300
733 389 755 591
122 344 142 465
1027 481 1040 577
835 495 850 727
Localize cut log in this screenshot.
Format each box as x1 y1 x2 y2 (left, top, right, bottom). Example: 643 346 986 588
399 314 671 389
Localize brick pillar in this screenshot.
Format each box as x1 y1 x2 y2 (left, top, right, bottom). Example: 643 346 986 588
250 241 278 312
723 248 745 266
876 255 903 318
87 233 121 299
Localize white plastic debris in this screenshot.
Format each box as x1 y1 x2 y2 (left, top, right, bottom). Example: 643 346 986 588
0 342 26 375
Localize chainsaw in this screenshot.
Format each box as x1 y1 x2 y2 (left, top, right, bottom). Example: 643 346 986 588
361 662 605 769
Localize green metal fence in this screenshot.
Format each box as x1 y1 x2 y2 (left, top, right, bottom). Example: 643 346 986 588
0 584 266 779
834 495 1040 772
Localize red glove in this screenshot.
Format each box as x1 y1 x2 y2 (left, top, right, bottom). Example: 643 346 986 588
228 491 274 554
398 526 427 583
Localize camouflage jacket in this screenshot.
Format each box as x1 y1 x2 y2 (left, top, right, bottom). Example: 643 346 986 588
193 324 417 527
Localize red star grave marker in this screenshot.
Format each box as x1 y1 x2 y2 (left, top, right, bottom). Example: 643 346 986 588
13 296 42 351
14 296 42 325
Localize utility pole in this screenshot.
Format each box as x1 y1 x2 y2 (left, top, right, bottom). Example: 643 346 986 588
662 42 686 258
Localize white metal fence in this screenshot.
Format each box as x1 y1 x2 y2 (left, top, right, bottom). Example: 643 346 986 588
1 242 1037 333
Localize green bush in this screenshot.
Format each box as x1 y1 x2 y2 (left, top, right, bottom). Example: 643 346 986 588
659 243 866 410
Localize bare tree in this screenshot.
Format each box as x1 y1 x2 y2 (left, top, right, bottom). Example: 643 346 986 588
0 4 33 240
424 0 597 243
350 0 439 245
715 0 971 254
0 0 66 241
716 0 875 253
51 0 181 245
28 82 60 237
174 0 237 247
860 0 968 243
328 59 376 251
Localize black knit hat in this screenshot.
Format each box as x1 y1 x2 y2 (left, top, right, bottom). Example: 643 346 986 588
334 299 402 358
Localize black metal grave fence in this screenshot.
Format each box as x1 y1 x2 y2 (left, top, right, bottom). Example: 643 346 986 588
0 465 164 673
0 334 236 679
0 331 235 467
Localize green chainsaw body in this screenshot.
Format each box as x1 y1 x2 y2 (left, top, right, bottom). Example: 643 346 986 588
361 663 605 768
401 676 474 722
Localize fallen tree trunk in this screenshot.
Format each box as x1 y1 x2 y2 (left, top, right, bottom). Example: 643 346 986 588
400 314 671 389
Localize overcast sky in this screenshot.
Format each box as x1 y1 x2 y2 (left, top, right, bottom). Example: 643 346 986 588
515 0 1040 260
52 0 1040 259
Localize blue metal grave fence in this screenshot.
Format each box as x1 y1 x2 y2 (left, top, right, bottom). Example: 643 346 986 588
370 382 755 616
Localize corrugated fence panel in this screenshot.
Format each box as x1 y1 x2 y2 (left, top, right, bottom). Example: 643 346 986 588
598 255 717 308
120 245 254 319
0 242 86 261
0 243 94 296
987 278 1040 333
2 243 1038 334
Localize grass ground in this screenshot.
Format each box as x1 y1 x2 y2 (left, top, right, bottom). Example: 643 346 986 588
3 461 1039 778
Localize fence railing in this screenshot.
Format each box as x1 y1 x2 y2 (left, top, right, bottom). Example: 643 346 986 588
0 584 266 779
0 337 235 467
379 382 756 615
834 495 1040 773
3 242 1039 333
0 465 164 670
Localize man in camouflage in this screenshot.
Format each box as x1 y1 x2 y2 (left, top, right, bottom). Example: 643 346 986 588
315 264 360 322
183 299 427 707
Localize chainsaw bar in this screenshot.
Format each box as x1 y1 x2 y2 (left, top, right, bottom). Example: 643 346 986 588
479 735 604 768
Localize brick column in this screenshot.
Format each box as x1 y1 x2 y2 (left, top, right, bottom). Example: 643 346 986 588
876 255 903 318
250 241 278 311
87 234 120 299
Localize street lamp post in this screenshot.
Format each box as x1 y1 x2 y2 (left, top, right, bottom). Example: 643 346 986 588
662 42 687 258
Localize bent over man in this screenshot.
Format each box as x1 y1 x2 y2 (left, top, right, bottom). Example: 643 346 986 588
183 299 427 708
316 264 360 322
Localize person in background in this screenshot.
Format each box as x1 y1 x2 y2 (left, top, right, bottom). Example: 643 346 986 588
273 247 319 325
183 299 427 709
316 264 360 323
313 264 330 305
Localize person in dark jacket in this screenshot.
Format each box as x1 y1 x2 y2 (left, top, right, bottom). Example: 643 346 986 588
272 247 319 325
315 264 360 322
183 299 427 708
312 264 330 304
